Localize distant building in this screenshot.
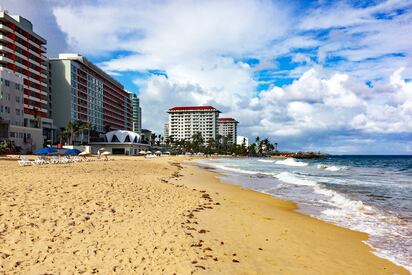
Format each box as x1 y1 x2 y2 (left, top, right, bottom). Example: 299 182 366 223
218 118 238 145
49 54 132 136
236 136 249 147
129 92 142 133
167 106 220 143
0 11 52 152
164 122 169 141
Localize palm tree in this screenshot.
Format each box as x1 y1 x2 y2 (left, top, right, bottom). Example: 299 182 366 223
151 133 157 146
191 132 204 153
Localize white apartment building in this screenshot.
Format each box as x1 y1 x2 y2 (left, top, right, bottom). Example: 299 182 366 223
0 68 42 152
236 135 249 147
167 106 220 142
218 118 238 145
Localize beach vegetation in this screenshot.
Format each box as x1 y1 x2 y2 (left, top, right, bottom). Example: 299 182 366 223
164 133 276 156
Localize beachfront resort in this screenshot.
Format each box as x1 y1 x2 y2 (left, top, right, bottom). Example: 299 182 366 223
0 4 411 275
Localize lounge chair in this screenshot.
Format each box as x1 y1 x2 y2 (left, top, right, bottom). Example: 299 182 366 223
17 156 32 166
33 157 48 165
72 156 82 162
60 156 71 164
50 156 60 164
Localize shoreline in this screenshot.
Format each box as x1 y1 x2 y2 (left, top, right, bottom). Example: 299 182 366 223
0 156 408 274
191 159 411 274
182 158 409 274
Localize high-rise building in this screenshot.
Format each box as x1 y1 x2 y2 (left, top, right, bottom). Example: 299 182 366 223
49 54 132 135
0 11 52 152
129 92 142 133
218 118 238 144
164 122 169 141
167 106 220 143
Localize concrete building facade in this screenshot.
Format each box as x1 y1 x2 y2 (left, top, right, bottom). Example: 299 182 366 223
168 106 220 143
49 54 132 135
164 123 169 141
0 12 52 151
218 118 238 145
129 92 142 133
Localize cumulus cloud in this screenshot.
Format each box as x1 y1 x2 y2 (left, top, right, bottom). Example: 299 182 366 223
9 0 410 153
250 67 412 138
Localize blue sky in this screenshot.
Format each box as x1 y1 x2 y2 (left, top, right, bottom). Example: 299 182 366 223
3 0 412 154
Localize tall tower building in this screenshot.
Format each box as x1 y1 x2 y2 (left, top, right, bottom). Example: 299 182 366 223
0 11 51 152
129 92 142 133
167 106 220 143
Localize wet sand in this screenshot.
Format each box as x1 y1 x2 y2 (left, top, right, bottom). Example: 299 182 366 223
0 156 408 274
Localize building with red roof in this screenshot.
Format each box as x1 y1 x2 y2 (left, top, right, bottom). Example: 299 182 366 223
167 105 221 142
218 117 238 144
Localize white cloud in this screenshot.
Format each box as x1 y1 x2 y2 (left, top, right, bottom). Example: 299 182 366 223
48 0 412 153
250 67 412 137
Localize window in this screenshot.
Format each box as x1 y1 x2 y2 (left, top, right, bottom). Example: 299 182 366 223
5 80 10 87
5 106 10 114
16 96 20 103
16 109 20 116
15 83 20 90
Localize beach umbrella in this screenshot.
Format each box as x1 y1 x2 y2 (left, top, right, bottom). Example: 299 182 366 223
64 149 81 155
35 147 58 155
139 150 147 155
155 150 162 154
98 148 105 151
79 151 92 156
101 151 111 156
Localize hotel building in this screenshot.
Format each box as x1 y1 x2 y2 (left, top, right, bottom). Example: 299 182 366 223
218 117 238 145
49 54 132 135
167 106 220 142
0 12 51 152
129 92 142 133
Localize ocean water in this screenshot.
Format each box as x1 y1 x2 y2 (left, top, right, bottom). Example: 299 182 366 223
198 156 412 272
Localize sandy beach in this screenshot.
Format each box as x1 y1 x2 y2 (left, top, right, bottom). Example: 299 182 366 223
0 156 408 274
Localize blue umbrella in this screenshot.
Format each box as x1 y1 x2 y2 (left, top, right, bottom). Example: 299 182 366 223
35 147 58 155
64 149 81 155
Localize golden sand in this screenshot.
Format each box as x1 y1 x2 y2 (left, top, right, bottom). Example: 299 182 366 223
0 156 408 274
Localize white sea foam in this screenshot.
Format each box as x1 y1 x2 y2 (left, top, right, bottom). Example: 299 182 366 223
275 172 317 186
317 164 346 171
212 164 260 175
258 159 275 163
276 158 308 167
